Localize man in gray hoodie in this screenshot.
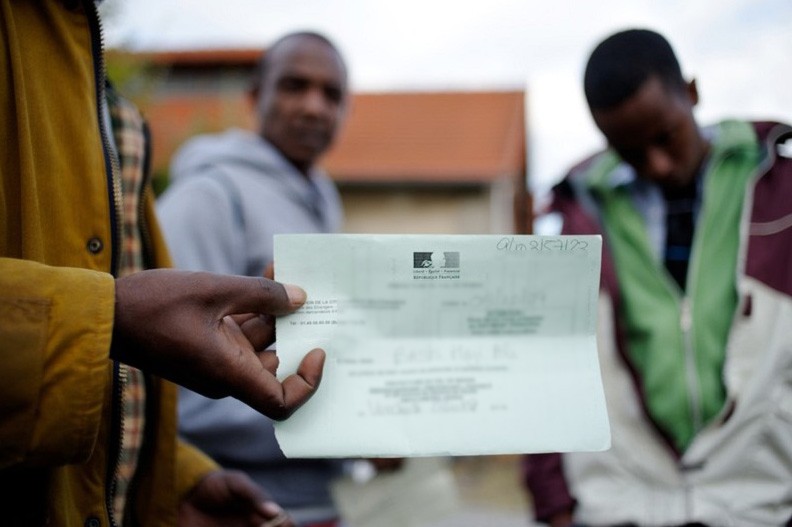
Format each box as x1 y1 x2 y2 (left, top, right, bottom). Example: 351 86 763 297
157 31 348 527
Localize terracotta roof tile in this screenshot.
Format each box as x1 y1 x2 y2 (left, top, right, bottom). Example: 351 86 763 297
324 91 526 184
125 48 263 68
137 88 526 186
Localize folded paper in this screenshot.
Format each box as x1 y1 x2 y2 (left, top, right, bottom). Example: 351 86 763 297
274 234 610 457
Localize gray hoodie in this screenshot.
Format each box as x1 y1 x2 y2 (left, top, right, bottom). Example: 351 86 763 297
158 127 343 275
157 129 345 524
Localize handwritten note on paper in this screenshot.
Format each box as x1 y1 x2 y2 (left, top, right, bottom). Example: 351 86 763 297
273 234 610 457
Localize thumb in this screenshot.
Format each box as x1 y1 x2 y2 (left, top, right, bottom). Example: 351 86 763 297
212 275 307 317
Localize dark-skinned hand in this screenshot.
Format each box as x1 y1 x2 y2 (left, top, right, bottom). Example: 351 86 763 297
178 469 293 527
111 269 325 420
367 457 405 472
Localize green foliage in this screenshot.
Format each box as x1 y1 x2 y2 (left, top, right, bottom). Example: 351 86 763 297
151 168 171 198
105 51 163 105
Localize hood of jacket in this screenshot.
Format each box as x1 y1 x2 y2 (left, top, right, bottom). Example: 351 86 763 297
168 128 341 229
170 128 322 185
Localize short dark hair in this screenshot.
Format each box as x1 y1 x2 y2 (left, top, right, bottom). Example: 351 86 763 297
250 31 345 93
583 28 686 110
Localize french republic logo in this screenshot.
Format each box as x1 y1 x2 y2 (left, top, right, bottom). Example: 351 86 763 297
412 251 460 279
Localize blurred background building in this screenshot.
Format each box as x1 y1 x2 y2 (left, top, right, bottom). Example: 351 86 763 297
109 49 532 236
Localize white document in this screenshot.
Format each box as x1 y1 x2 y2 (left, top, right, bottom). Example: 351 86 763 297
273 234 610 457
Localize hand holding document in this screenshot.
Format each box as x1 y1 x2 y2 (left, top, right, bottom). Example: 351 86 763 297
274 234 610 457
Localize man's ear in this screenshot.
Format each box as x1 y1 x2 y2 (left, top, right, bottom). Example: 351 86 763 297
686 79 700 107
248 87 260 110
244 87 261 132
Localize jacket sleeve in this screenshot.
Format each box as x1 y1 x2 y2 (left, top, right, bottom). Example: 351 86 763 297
175 437 221 500
522 453 576 524
0 257 115 469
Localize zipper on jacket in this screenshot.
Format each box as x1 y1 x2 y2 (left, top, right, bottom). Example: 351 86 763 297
84 2 125 526
121 373 160 526
679 296 703 433
660 237 704 445
675 163 709 441
137 121 155 263
86 3 123 276
106 361 128 527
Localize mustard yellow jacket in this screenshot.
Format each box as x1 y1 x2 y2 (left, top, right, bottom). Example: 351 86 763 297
0 1 218 525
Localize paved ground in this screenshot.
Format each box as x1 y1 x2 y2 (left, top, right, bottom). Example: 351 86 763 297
428 508 536 527
437 455 537 527
335 455 539 527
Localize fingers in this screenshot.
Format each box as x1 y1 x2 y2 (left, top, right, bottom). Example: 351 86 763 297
260 510 291 527
204 470 294 527
226 474 290 527
368 457 405 472
259 350 280 374
247 348 326 420
230 313 259 325
239 314 277 351
221 469 270 504
279 348 326 419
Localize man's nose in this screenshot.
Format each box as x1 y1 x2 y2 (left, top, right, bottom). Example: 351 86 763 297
301 87 331 116
643 147 674 182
